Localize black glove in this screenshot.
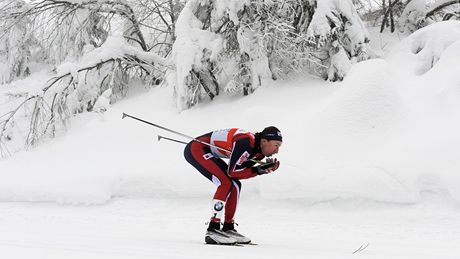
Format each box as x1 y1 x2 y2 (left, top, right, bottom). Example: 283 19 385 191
255 159 277 175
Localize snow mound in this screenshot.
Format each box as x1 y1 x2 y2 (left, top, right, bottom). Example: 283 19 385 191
422 39 460 111
387 21 460 76
255 60 417 205
308 59 405 144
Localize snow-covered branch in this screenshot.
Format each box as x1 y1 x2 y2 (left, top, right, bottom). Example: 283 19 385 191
0 6 175 155
426 0 460 17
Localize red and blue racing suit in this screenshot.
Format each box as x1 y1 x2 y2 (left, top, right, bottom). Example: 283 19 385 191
184 128 265 223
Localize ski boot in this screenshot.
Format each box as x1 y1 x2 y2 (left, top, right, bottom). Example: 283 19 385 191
222 222 251 244
205 221 237 245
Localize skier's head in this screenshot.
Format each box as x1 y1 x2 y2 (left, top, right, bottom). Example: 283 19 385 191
260 126 282 157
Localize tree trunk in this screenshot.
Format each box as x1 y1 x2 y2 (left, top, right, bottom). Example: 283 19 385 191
389 0 395 32
380 0 388 32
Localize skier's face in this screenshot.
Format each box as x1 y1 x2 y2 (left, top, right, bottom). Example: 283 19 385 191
260 139 282 157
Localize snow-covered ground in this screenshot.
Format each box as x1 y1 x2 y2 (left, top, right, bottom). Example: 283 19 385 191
1 21 460 258
2 197 460 259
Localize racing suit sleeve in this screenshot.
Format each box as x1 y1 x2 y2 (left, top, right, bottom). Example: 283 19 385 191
227 137 259 180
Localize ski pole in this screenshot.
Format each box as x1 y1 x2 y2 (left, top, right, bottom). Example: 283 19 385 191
157 134 267 165
158 135 188 144
123 113 235 155
122 113 266 164
122 113 194 141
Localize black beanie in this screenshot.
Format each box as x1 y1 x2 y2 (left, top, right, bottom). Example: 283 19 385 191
261 126 282 141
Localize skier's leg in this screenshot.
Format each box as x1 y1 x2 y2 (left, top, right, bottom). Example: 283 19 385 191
223 179 241 224
221 179 251 244
184 138 238 245
184 137 233 225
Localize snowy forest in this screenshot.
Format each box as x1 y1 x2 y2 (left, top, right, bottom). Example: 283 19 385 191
0 0 459 156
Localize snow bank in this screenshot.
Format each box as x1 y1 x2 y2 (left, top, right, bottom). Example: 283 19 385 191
258 59 415 204
310 59 405 141
422 37 460 111
387 21 460 76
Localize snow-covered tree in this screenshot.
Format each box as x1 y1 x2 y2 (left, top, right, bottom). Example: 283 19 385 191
0 0 179 155
306 0 371 81
396 0 460 33
399 0 428 33
170 0 370 110
0 0 38 84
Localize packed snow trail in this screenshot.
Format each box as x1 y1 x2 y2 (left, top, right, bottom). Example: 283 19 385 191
1 197 460 259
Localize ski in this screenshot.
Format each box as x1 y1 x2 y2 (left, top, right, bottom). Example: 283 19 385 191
204 242 257 247
204 242 244 247
352 242 370 254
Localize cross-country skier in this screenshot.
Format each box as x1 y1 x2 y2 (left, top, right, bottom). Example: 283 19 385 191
184 126 282 245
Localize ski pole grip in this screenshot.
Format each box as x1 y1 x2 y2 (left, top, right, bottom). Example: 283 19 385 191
259 161 276 170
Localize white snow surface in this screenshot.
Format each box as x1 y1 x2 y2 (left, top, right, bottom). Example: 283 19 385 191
1 21 460 258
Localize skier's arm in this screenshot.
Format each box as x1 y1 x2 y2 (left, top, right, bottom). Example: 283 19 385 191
227 138 258 180
254 158 280 175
